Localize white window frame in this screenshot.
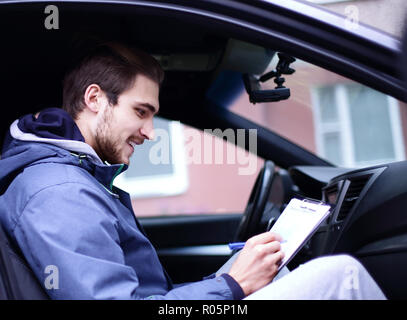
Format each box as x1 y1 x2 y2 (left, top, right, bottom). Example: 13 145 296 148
312 84 405 167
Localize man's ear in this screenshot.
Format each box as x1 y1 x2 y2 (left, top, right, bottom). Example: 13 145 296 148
83 84 106 113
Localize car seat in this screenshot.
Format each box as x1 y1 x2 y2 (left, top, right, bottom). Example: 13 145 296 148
0 224 49 299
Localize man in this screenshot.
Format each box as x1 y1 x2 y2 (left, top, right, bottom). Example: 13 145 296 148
0 42 386 299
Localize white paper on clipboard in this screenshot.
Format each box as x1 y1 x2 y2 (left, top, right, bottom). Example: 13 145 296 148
269 198 331 270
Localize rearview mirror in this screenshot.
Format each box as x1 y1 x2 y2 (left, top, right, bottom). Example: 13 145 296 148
243 52 295 104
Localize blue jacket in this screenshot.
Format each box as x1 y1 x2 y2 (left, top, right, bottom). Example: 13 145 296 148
0 108 244 300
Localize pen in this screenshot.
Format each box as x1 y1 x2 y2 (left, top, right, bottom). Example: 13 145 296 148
228 242 246 250
228 240 287 251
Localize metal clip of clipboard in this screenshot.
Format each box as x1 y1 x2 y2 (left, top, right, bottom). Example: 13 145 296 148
298 198 327 213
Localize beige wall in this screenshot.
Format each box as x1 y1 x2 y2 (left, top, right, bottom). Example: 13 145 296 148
319 0 407 37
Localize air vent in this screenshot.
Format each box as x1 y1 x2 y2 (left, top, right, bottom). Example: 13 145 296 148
336 174 372 222
324 184 339 205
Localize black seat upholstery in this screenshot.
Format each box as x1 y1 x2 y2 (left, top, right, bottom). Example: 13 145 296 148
0 224 49 299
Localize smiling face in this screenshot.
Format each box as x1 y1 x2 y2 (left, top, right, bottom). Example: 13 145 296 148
93 74 160 165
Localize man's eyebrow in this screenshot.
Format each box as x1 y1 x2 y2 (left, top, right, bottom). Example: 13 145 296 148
134 102 159 115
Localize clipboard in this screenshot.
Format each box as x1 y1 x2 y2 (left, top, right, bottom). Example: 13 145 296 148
269 197 331 270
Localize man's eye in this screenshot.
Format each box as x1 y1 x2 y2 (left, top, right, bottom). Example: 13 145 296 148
136 109 146 117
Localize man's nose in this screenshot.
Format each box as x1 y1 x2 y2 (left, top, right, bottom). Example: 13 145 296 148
140 120 155 141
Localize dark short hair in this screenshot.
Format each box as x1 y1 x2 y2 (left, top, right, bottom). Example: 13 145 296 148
62 42 164 119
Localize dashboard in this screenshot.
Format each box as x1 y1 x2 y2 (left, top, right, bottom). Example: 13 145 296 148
287 161 407 298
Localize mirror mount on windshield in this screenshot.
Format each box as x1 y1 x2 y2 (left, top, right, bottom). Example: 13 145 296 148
243 52 296 104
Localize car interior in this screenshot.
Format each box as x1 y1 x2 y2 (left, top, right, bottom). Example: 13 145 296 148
1 1 407 299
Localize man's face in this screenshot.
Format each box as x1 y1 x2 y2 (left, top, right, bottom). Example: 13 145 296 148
94 74 159 165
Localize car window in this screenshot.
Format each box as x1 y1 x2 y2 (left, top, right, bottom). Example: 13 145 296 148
117 46 406 218
115 119 264 217
230 56 407 168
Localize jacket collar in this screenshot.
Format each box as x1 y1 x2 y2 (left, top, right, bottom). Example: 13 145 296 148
9 119 103 164
68 151 128 193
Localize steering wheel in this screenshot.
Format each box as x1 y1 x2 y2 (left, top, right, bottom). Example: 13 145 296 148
234 160 277 242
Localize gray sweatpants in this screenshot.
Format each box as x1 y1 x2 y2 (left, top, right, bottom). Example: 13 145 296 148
217 253 386 300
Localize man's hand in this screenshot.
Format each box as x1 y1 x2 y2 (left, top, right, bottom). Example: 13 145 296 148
227 232 284 296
